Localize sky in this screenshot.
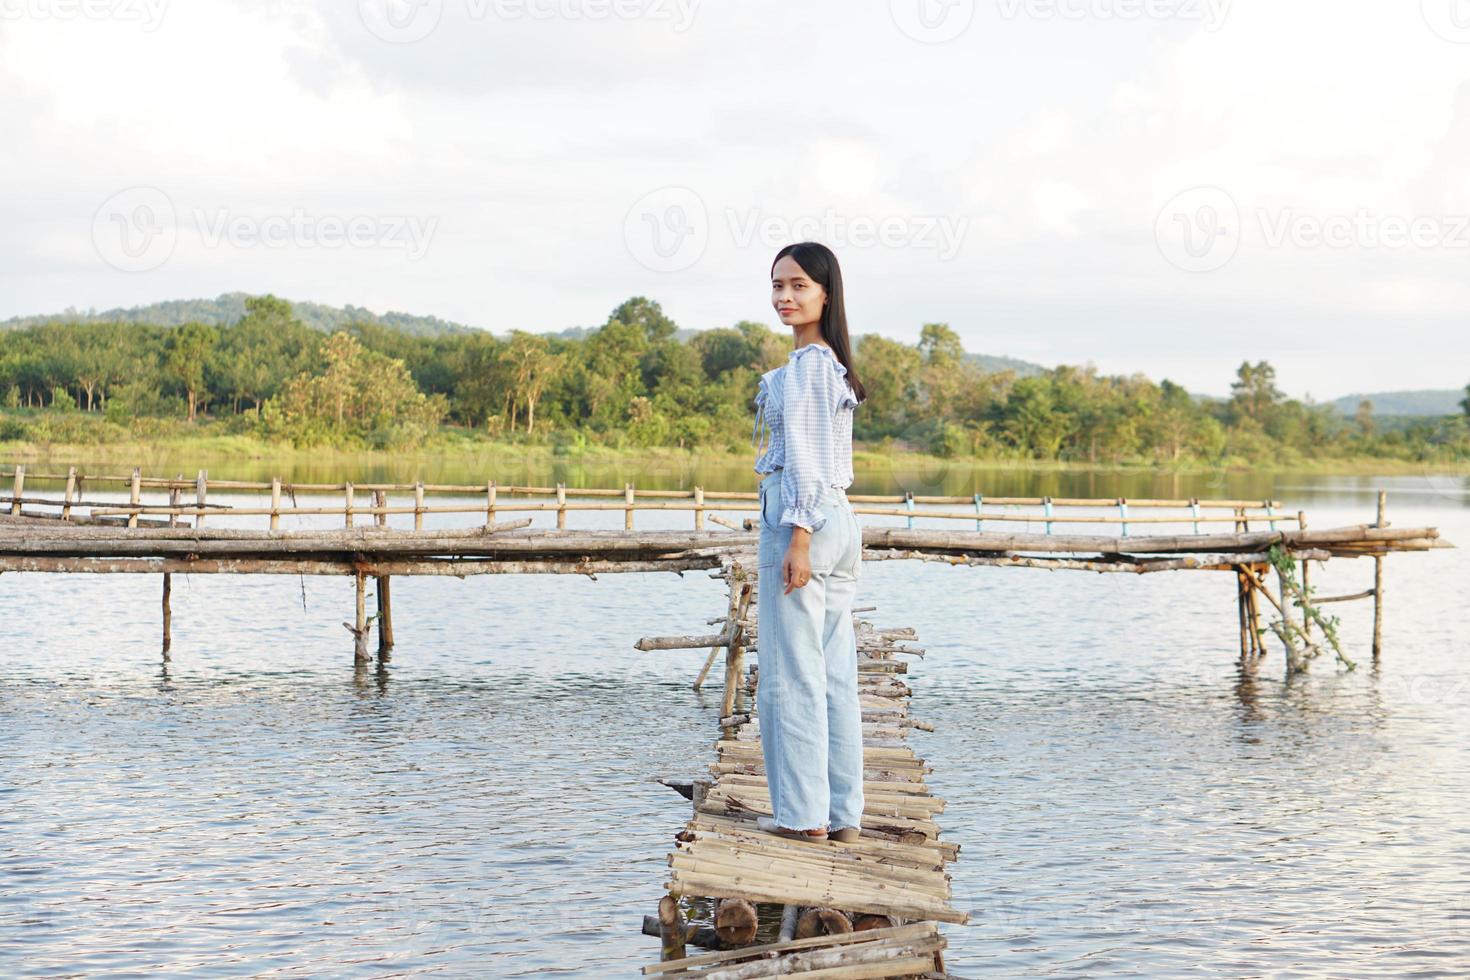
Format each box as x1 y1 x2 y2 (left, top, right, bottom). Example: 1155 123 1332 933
2 0 1468 401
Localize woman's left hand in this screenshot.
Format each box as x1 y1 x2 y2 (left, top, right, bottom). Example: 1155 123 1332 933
782 532 812 594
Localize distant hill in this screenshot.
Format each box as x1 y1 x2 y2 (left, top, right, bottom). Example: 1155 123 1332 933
0 293 479 338
1330 389 1465 417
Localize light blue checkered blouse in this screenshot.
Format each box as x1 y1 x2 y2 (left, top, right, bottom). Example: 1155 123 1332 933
751 343 859 533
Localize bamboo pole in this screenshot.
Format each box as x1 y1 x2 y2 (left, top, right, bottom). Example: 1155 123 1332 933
345 482 355 528
374 490 394 660
1373 490 1387 660
270 478 281 530
1235 566 1251 662
0 556 717 576
626 483 635 530
1299 511 1310 639
557 483 566 529
695 486 705 530
350 570 368 663
62 466 75 521
195 470 207 529
127 468 141 529
163 479 180 659
485 480 496 527
161 571 172 659
414 481 425 531
8 464 21 517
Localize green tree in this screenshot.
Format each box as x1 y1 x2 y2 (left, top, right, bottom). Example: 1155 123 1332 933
1229 360 1284 425
166 321 219 421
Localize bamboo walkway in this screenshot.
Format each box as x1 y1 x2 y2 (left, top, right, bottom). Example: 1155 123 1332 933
640 559 966 979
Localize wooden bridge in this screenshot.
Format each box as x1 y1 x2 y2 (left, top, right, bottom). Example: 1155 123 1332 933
1 462 1452 977
1 464 1449 672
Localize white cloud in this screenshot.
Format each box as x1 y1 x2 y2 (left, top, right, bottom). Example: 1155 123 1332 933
0 0 1466 399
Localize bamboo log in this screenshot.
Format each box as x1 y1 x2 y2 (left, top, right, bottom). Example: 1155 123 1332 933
713 897 758 947
0 556 717 576
195 470 207 529
9 464 22 517
698 943 939 980
794 908 853 940
640 923 941 976
667 869 966 923
62 466 75 521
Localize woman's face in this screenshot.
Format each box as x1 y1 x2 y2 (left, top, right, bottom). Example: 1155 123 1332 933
771 255 827 330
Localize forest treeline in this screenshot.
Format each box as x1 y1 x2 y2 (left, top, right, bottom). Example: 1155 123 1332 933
2 294 1467 466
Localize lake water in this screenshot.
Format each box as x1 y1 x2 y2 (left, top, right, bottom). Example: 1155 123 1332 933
3 463 1467 977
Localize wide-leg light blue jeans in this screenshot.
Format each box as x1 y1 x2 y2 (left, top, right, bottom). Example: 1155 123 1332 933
755 468 864 833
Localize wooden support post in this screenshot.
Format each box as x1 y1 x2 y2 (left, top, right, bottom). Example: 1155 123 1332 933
779 904 801 943
128 467 141 528
352 570 369 664
485 480 496 527
195 470 207 528
374 490 394 660
345 482 355 528
556 483 567 529
163 478 180 658
1246 563 1265 658
270 478 281 530
1373 490 1387 660
1234 566 1251 663
8 464 22 516
414 481 425 531
694 486 704 531
625 483 635 530
658 895 688 962
722 578 753 719
1275 562 1301 673
62 466 76 521
1298 511 1310 638
162 572 172 659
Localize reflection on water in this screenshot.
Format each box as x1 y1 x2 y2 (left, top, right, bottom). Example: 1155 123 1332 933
2 470 1466 976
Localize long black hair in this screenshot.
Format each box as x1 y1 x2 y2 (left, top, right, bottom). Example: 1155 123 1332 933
771 242 866 404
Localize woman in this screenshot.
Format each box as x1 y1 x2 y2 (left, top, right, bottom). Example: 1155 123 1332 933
749 242 868 844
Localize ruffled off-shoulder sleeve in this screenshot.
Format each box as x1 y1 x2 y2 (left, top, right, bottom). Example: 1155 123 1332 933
779 346 856 533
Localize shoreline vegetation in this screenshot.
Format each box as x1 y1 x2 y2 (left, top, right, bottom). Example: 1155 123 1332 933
3 294 1467 482
3 428 1466 480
